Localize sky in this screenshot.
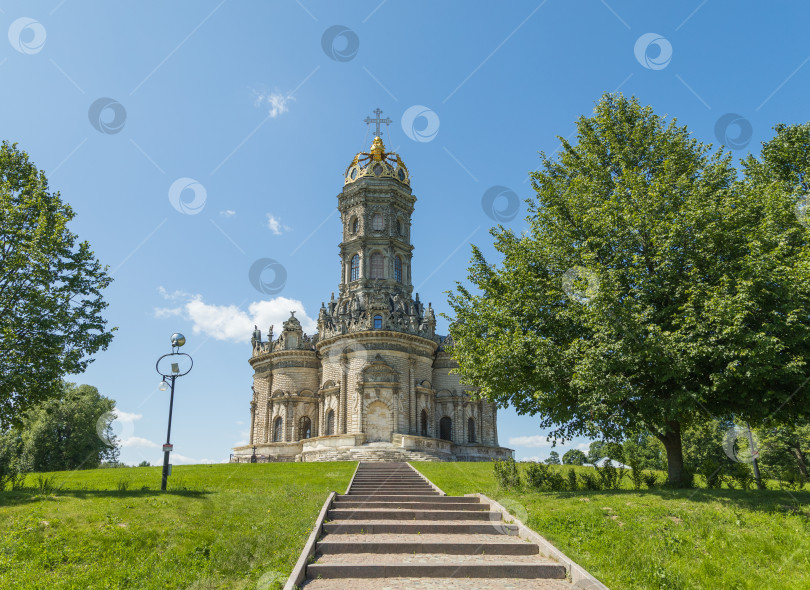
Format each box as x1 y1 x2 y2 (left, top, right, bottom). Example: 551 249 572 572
2 1 809 465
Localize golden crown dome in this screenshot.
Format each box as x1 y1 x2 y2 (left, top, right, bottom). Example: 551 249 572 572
345 136 410 186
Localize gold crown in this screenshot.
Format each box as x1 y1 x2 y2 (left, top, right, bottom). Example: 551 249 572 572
345 137 410 186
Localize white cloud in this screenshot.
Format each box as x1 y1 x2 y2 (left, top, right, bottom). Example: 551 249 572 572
508 435 552 448
519 456 544 463
220 210 236 218
172 453 218 465
121 436 160 449
266 213 290 235
154 288 317 343
253 90 293 118
113 408 142 423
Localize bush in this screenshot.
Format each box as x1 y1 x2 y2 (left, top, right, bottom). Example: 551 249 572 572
727 463 754 491
593 461 625 490
525 462 566 491
642 471 660 489
566 468 579 491
578 470 602 491
698 458 725 489
625 454 644 490
493 458 522 489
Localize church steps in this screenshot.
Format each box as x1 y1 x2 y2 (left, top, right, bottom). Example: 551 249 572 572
298 462 573 588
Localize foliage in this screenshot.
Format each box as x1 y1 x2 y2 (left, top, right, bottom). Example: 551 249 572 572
12 383 119 473
493 458 522 488
0 142 115 428
587 441 605 464
641 471 660 489
138 461 151 467
593 460 625 490
446 95 810 487
525 461 567 491
563 449 588 465
0 462 356 590
622 433 666 471
566 467 579 491
757 422 810 486
545 450 561 465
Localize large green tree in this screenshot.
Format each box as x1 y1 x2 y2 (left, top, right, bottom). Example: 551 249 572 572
0 141 115 427
18 382 119 472
447 94 810 486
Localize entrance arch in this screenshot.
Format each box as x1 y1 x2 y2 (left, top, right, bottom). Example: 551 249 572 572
366 401 392 442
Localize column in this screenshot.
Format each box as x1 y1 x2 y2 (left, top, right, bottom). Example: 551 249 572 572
249 401 256 445
408 359 416 434
340 357 349 434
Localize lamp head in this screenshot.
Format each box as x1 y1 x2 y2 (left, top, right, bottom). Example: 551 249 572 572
171 333 186 348
158 381 169 391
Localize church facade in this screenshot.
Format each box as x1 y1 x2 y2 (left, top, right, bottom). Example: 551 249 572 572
231 120 512 462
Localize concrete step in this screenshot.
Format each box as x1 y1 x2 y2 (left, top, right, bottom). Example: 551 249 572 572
307 560 566 579
322 521 519 535
301 577 573 589
316 534 539 555
327 509 499 521
333 502 489 511
338 495 467 502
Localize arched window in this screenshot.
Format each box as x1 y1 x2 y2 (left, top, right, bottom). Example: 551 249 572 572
351 217 359 233
372 213 383 231
350 254 360 281
325 409 335 435
467 417 476 443
396 219 402 235
394 256 402 283
420 409 428 437
273 416 283 442
370 253 383 279
298 416 312 440
374 315 383 329
439 416 452 441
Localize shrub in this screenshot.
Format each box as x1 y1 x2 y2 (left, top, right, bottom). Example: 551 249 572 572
727 463 754 491
525 462 566 491
566 468 578 491
493 458 522 489
698 459 725 489
642 471 660 489
117 479 131 492
593 461 625 490
578 470 602 491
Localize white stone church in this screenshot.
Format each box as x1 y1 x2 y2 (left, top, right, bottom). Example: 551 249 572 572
231 114 512 462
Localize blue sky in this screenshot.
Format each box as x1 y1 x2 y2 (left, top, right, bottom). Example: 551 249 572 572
3 1 808 465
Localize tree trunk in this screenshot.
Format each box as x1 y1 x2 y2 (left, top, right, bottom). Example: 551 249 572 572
656 420 689 487
791 443 809 479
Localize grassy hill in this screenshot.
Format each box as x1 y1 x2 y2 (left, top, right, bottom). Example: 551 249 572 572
412 462 810 590
0 463 356 590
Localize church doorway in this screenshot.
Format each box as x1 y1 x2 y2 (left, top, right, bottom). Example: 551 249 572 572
298 416 312 439
439 416 452 441
366 401 392 442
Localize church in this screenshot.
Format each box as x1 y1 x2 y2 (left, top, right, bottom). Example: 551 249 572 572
231 111 512 462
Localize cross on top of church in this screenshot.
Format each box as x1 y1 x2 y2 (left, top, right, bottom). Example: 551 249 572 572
364 108 391 138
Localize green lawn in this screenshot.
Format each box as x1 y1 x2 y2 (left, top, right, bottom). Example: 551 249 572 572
412 462 810 590
0 462 356 590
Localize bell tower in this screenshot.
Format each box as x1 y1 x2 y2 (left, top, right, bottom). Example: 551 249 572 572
317 109 435 339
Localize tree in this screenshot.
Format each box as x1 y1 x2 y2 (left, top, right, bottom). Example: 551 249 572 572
19 382 119 472
447 94 810 486
545 450 561 465
0 141 115 428
587 441 605 464
562 449 587 465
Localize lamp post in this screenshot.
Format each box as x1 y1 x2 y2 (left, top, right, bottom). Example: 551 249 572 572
156 333 193 491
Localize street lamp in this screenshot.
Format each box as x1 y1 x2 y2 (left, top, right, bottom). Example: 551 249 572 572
155 332 193 491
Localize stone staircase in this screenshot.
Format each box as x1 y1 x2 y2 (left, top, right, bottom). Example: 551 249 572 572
301 462 573 589
301 444 451 463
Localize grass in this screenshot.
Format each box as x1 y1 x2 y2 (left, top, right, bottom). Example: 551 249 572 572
412 462 810 590
0 462 356 590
